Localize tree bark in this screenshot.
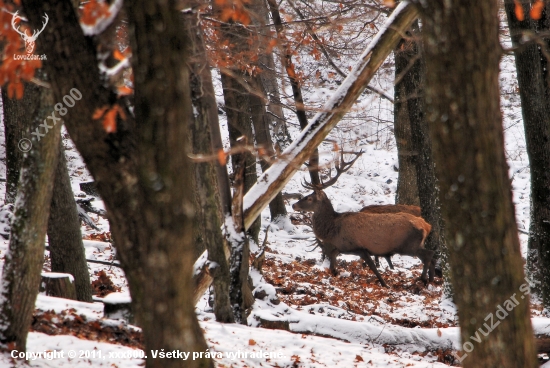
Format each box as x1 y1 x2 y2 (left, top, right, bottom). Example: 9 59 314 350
220 72 261 244
1 85 41 203
267 0 321 186
394 35 420 206
504 0 550 311
22 0 213 366
47 139 93 302
396 21 449 294
183 6 234 323
0 81 61 351
249 77 288 221
421 1 537 366
252 0 292 151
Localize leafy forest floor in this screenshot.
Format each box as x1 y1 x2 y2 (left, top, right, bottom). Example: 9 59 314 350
1 11 550 368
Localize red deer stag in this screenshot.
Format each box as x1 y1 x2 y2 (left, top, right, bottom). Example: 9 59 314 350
293 150 434 287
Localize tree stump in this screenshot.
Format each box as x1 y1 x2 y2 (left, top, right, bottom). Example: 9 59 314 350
101 292 134 325
40 272 77 300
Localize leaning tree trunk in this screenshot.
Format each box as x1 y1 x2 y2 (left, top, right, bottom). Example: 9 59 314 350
182 6 234 323
47 139 93 302
421 1 537 367
504 0 550 311
23 0 213 367
0 81 61 351
1 85 41 203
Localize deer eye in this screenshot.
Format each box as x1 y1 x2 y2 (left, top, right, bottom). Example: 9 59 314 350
307 197 312 201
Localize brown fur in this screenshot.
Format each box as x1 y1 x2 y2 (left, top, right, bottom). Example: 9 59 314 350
360 204 421 217
293 190 434 287
360 204 425 269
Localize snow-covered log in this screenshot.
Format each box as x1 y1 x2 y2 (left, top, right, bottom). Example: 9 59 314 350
242 2 418 231
251 300 550 354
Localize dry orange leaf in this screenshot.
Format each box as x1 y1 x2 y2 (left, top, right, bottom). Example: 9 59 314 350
81 0 111 26
530 0 545 20
514 0 525 21
355 355 364 362
7 82 23 99
248 339 256 346
102 108 118 133
113 49 125 61
93 106 109 119
437 328 442 337
217 149 227 166
117 85 133 96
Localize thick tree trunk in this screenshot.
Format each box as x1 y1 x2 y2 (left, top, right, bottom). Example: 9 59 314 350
394 36 420 206
47 139 93 302
220 72 261 243
396 21 449 293
1 85 41 203
504 0 550 311
23 0 213 367
0 82 61 351
183 7 234 323
421 1 537 366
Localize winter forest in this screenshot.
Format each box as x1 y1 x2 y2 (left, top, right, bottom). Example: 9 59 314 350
0 0 549 367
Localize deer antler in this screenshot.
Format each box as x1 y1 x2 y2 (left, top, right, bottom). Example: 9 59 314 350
11 11 27 38
302 149 363 190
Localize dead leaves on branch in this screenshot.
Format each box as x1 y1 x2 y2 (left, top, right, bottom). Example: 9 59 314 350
514 0 545 21
93 104 127 133
80 0 111 26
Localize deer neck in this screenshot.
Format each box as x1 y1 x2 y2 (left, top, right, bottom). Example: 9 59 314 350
312 199 339 241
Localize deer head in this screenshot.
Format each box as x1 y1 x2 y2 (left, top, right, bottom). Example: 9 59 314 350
11 11 49 54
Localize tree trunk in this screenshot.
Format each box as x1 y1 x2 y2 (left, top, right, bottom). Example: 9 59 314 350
396 21 449 294
47 139 93 302
220 72 261 243
394 36 420 206
1 85 41 203
22 0 213 366
0 81 61 351
251 0 292 151
249 77 288 222
421 1 537 366
212 0 261 242
504 0 550 311
267 0 321 186
183 6 234 323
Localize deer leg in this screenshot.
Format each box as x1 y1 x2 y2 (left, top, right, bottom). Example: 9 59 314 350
429 257 436 282
418 249 435 284
319 240 339 275
358 250 388 288
385 256 394 270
